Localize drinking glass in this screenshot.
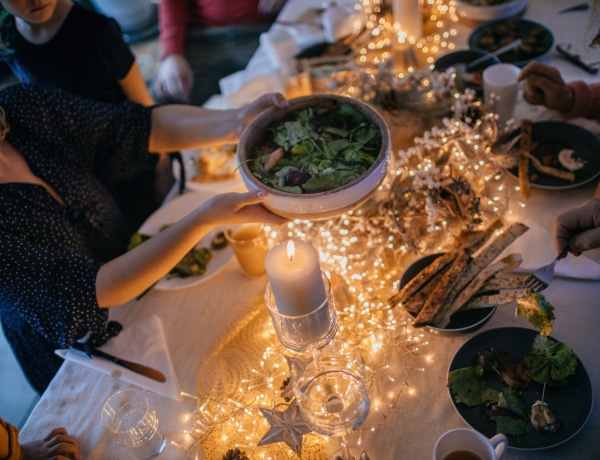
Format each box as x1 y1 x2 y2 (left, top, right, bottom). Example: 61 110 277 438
294 340 370 460
101 389 166 459
264 271 338 353
224 223 269 276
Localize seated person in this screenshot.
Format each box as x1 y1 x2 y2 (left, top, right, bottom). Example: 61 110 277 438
0 417 79 460
153 0 287 105
0 84 288 393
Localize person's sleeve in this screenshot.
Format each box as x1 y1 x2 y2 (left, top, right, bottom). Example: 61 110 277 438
0 84 154 183
158 0 189 58
0 417 22 460
97 18 136 80
564 81 600 120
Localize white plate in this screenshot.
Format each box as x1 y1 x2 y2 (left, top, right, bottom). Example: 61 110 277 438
138 191 233 291
175 147 244 193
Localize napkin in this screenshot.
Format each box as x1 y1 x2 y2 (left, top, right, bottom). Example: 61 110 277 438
55 314 183 400
259 26 300 73
321 6 359 44
219 67 286 107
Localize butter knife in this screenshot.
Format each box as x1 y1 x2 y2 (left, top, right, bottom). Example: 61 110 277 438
71 342 167 382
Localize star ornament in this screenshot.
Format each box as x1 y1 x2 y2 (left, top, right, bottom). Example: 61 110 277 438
257 403 313 457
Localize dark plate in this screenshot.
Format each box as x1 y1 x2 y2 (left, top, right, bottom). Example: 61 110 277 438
399 254 496 336
449 327 594 450
434 49 501 96
506 121 600 189
468 18 554 67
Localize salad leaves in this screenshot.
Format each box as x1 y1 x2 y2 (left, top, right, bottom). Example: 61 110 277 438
128 232 213 278
524 335 578 387
250 102 381 194
515 290 555 336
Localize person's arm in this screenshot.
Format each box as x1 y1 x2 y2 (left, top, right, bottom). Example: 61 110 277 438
96 190 288 307
517 62 574 112
148 92 288 152
118 61 155 106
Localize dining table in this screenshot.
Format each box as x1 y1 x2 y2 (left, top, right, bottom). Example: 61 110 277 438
17 1 600 459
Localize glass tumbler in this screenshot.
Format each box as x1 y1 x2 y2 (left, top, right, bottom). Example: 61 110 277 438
224 224 270 276
101 388 166 459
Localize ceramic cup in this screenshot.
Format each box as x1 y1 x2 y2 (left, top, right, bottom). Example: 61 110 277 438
433 428 508 460
224 224 269 276
483 63 521 125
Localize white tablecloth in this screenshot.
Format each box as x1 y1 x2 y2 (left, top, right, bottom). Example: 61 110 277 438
19 1 600 459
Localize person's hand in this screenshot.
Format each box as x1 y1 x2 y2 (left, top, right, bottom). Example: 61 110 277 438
21 427 80 460
197 190 290 227
233 92 289 137
257 0 287 15
553 198 600 256
517 62 574 112
153 54 194 104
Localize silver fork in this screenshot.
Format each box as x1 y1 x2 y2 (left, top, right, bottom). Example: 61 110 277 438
521 248 569 292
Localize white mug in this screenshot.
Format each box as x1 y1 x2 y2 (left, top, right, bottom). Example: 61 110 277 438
433 428 508 460
483 63 521 125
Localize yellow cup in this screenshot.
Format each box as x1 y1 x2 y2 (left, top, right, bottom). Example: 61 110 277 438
225 224 269 276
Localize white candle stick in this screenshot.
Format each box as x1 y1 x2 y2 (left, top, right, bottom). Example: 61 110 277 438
265 240 327 316
392 0 422 42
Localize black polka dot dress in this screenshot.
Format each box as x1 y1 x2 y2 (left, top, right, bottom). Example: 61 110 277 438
0 84 157 393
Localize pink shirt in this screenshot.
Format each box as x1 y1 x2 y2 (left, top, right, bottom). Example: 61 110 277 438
158 0 275 58
566 80 600 120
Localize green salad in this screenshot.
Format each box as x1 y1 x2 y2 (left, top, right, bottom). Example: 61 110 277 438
128 232 212 278
248 102 382 194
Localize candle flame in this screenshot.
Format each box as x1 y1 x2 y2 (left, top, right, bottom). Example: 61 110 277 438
287 240 295 262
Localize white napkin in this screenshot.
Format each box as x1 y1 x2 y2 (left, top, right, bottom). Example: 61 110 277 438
55 314 182 400
498 218 600 280
259 26 300 72
219 67 286 107
322 6 359 43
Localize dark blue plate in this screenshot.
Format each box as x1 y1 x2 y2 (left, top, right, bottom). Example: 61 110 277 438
468 18 554 67
399 253 496 336
506 121 600 189
449 327 593 450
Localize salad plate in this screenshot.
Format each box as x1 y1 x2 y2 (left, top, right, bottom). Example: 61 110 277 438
449 327 593 449
137 191 233 291
505 121 600 190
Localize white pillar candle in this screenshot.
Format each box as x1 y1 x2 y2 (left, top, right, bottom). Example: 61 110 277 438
265 239 327 316
392 0 422 42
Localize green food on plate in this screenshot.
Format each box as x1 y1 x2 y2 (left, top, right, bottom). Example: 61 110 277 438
128 232 213 278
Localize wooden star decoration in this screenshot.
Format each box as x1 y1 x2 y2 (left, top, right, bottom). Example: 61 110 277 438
257 403 312 457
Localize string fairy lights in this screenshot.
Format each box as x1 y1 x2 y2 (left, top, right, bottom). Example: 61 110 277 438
178 2 532 457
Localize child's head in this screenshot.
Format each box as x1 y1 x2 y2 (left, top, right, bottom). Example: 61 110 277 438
0 0 59 25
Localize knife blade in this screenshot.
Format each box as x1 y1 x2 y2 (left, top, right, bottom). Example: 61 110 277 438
71 342 167 382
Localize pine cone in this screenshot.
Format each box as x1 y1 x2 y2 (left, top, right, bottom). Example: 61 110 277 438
223 448 250 460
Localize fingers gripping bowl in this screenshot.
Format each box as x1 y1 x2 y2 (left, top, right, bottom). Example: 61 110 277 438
237 95 391 220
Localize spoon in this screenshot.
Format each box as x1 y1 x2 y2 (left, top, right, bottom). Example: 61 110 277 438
465 38 523 72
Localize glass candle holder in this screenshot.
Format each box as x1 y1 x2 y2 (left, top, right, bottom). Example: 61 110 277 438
264 271 338 352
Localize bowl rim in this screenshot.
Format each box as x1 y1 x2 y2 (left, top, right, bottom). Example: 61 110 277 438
237 94 391 200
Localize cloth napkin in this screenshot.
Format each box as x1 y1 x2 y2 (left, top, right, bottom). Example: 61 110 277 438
55 314 182 400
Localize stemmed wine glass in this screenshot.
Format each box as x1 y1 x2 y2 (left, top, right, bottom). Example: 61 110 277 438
293 339 371 460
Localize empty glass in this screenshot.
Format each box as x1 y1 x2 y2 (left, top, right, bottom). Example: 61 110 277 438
101 389 166 459
294 340 370 459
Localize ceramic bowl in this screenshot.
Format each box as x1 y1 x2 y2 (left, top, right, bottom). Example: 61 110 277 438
434 49 501 95
468 18 554 67
237 94 391 220
455 0 527 24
